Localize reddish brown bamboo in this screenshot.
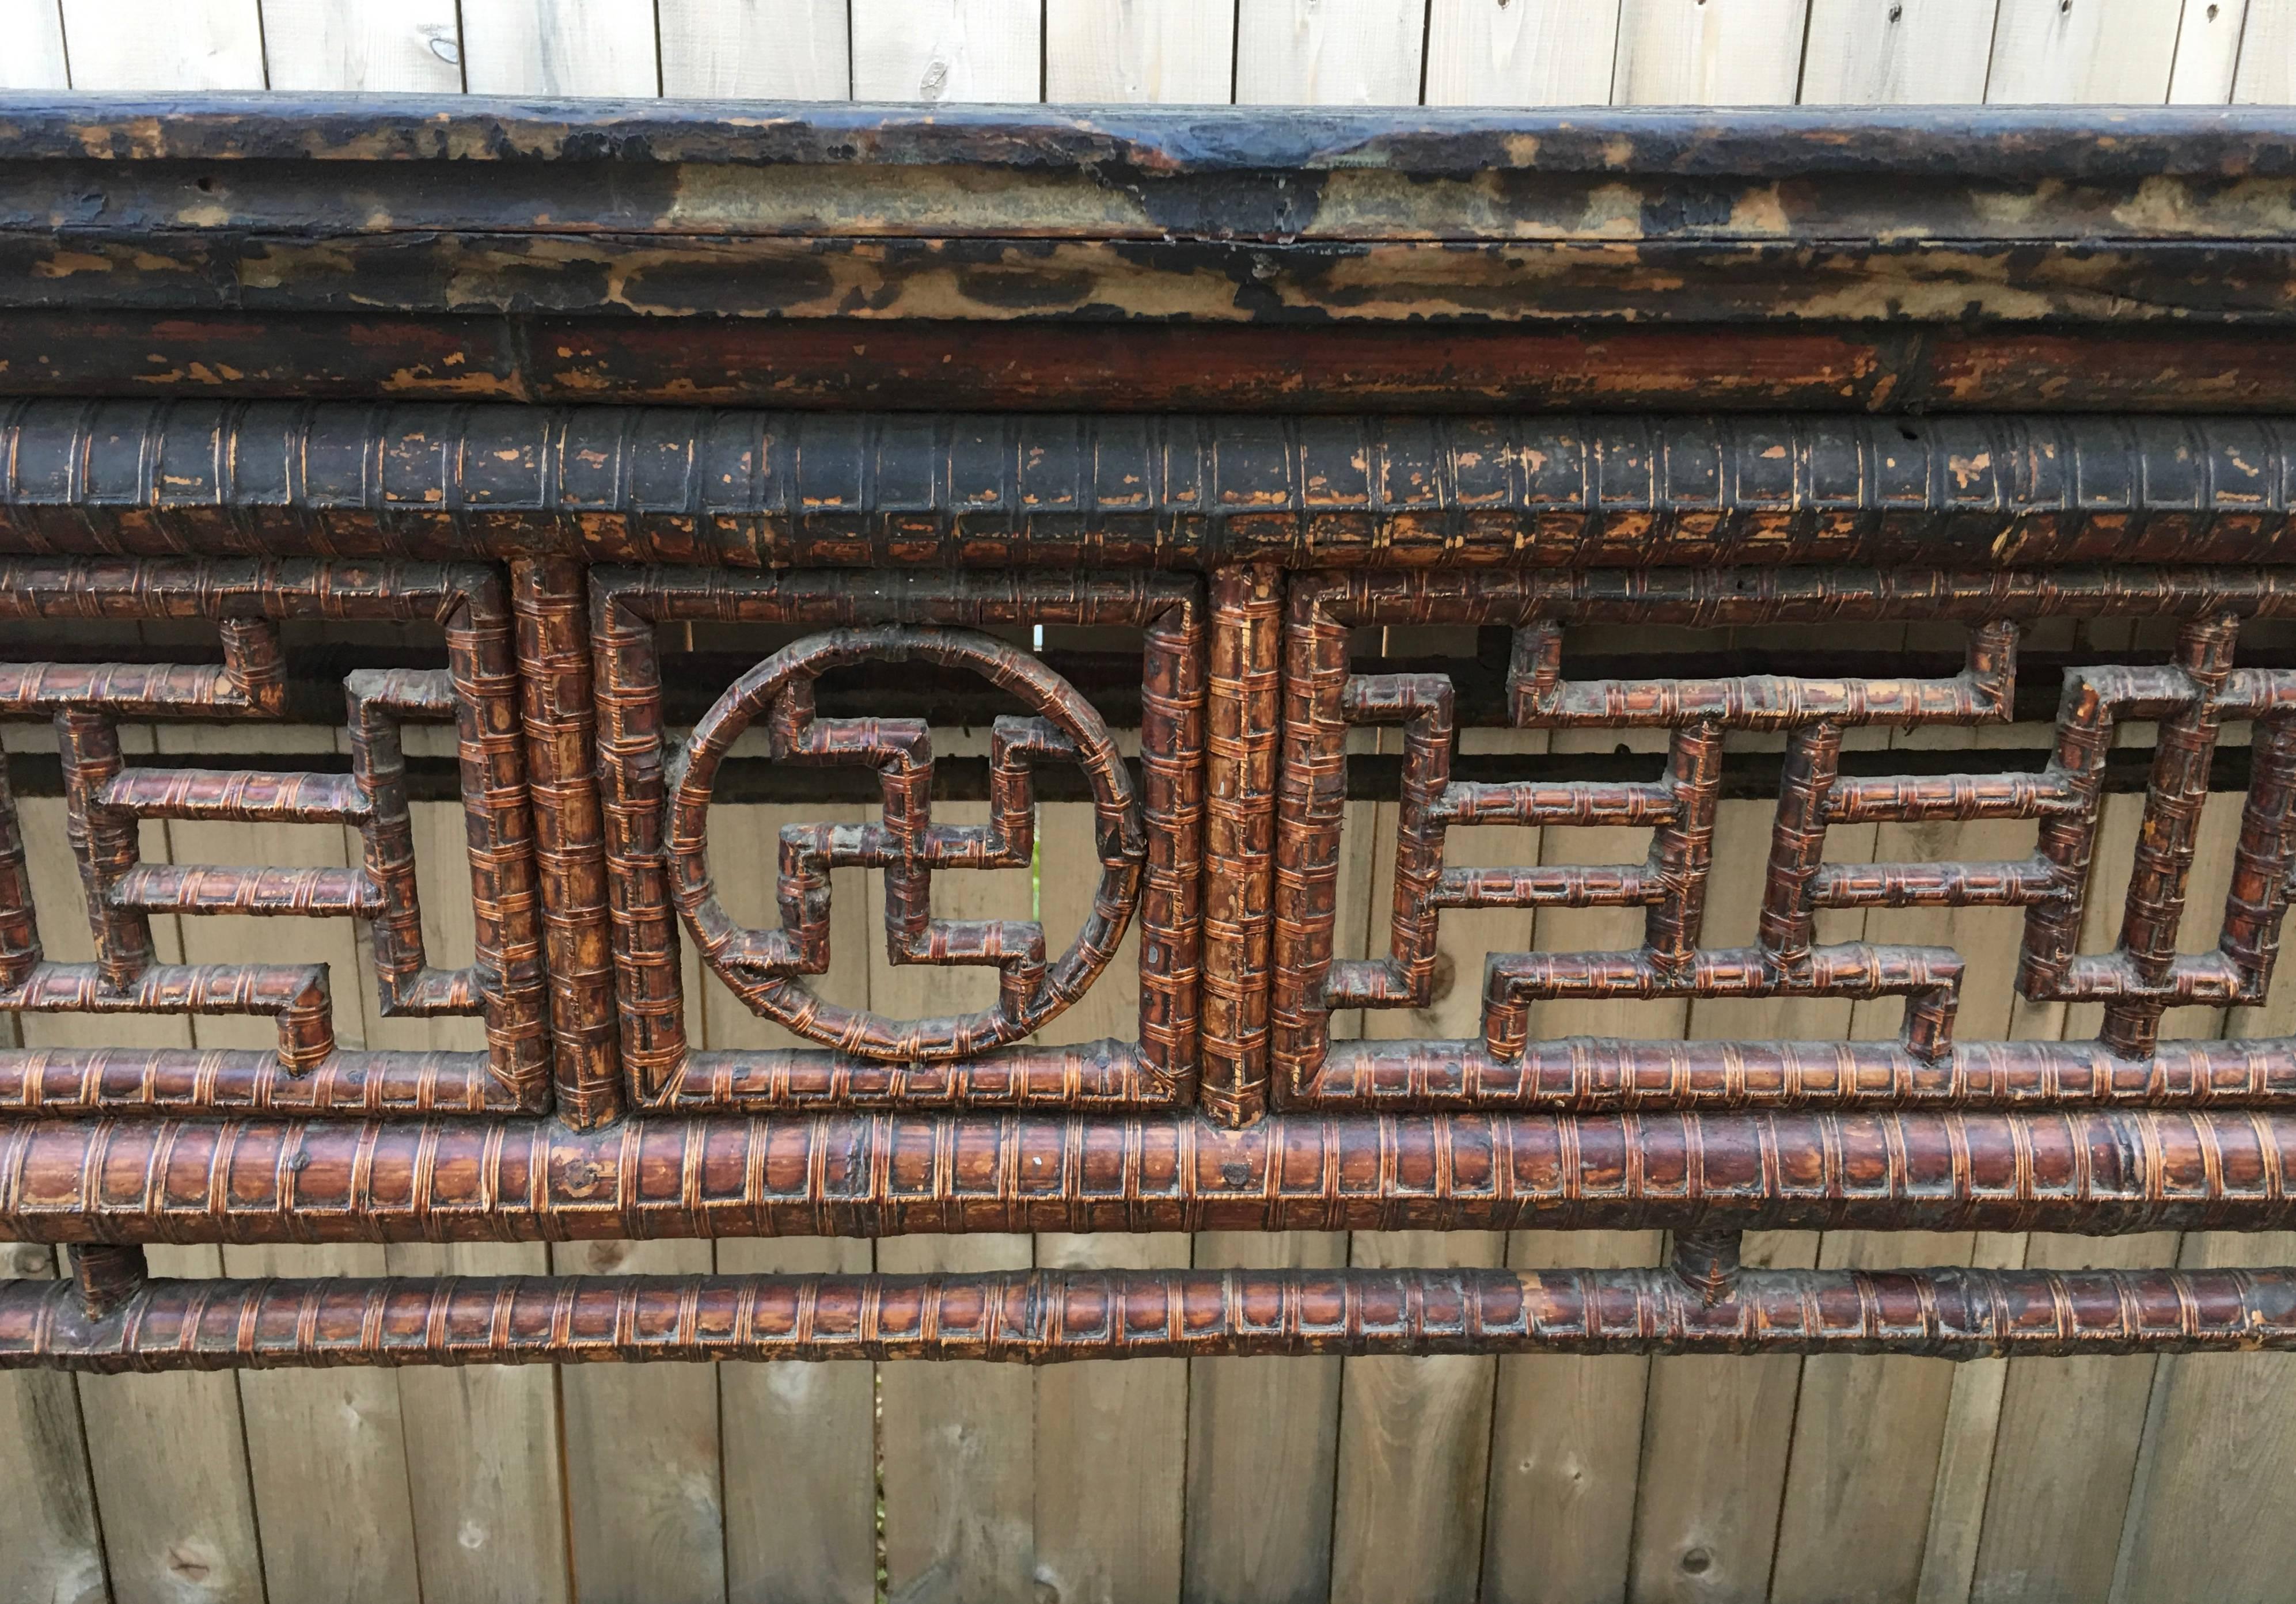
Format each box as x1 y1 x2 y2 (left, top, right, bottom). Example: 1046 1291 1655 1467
1299 1035 2296 1111
1202 564 1284 1127
670 628 1140 1058
0 1048 519 1116
8 105 2296 1373
651 1043 1181 1112
588 568 1204 1103
3 1108 2294 1243
1275 570 2296 1094
511 557 623 1127
5 1264 2293 1370
0 749 36 990
0 558 551 1107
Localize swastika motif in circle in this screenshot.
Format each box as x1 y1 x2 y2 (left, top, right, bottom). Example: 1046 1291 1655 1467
666 626 1144 1061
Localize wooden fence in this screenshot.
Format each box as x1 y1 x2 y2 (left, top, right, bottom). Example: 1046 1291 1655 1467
7 2 2296 1602
3 0 2295 109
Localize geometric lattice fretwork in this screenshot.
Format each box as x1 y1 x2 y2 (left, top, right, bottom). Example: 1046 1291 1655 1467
0 558 548 1114
1276 572 2296 1115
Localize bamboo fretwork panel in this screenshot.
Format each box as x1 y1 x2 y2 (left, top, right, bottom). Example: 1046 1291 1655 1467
1275 571 2296 1111
6 554 2296 1368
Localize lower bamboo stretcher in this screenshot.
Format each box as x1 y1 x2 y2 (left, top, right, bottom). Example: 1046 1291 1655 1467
3 1266 2291 1370
4 1108 2295 1241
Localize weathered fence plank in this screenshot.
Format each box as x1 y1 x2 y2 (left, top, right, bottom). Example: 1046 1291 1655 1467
1235 0 1426 104
0 0 70 88
0 1240 105 1604
659 0 852 97
1046 0 1236 101
259 0 465 91
460 0 661 94
1801 0 2000 102
1612 0 1809 103
1985 0 2181 101
1423 0 1620 105
59 0 265 88
851 0 1041 101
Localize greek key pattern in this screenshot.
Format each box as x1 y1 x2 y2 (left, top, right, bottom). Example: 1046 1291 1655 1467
0 558 547 1115
1272 569 2296 1119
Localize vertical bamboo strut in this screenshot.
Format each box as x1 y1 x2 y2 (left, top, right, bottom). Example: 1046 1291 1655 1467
510 556 623 1128
1203 564 1282 1126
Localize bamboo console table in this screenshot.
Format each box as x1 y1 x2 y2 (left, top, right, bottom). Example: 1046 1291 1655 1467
4 99 2296 1368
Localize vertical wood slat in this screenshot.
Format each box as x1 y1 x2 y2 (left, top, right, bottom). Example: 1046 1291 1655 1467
1947 785 2245 1604
0 1240 107 1604
718 1238 878 1604
2109 1231 2296 1604
874 798 1037 1604
1625 713 1887 1602
2231 0 2296 102
1335 682 1544 1604
1772 701 2062 1604
1183 1232 1348 1604
2168 0 2251 101
552 1237 728 1604
258 0 464 91
877 1235 1036 1604
1033 801 1192 1604
459 0 662 94
1912 1229 2028 1604
1610 0 1811 104
1770 1233 1978 1604
1330 1230 1506 1604
659 0 852 97
1046 0 1238 102
74 1248 267 1604
1800 0 2001 103
1960 1233 2178 1604
58 0 266 88
1470 727 1671 1604
1628 1234 1818 1603
1235 0 1428 105
1423 0 1622 105
708 803 878 1604
388 1241 574 1604
225 1244 424 1604
12 759 268 1604
1035 1235 1192 1604
162 789 425 1604
371 797 571 1604
1482 1230 1660 1604
1984 0 2186 100
1182 779 1371 1604
849 0 1042 102
2107 947 2296 1604
0 0 68 88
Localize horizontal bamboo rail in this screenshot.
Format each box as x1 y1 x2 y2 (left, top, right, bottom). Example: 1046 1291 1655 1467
4 1265 2291 1370
3 1109 2294 1242
9 403 2296 567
